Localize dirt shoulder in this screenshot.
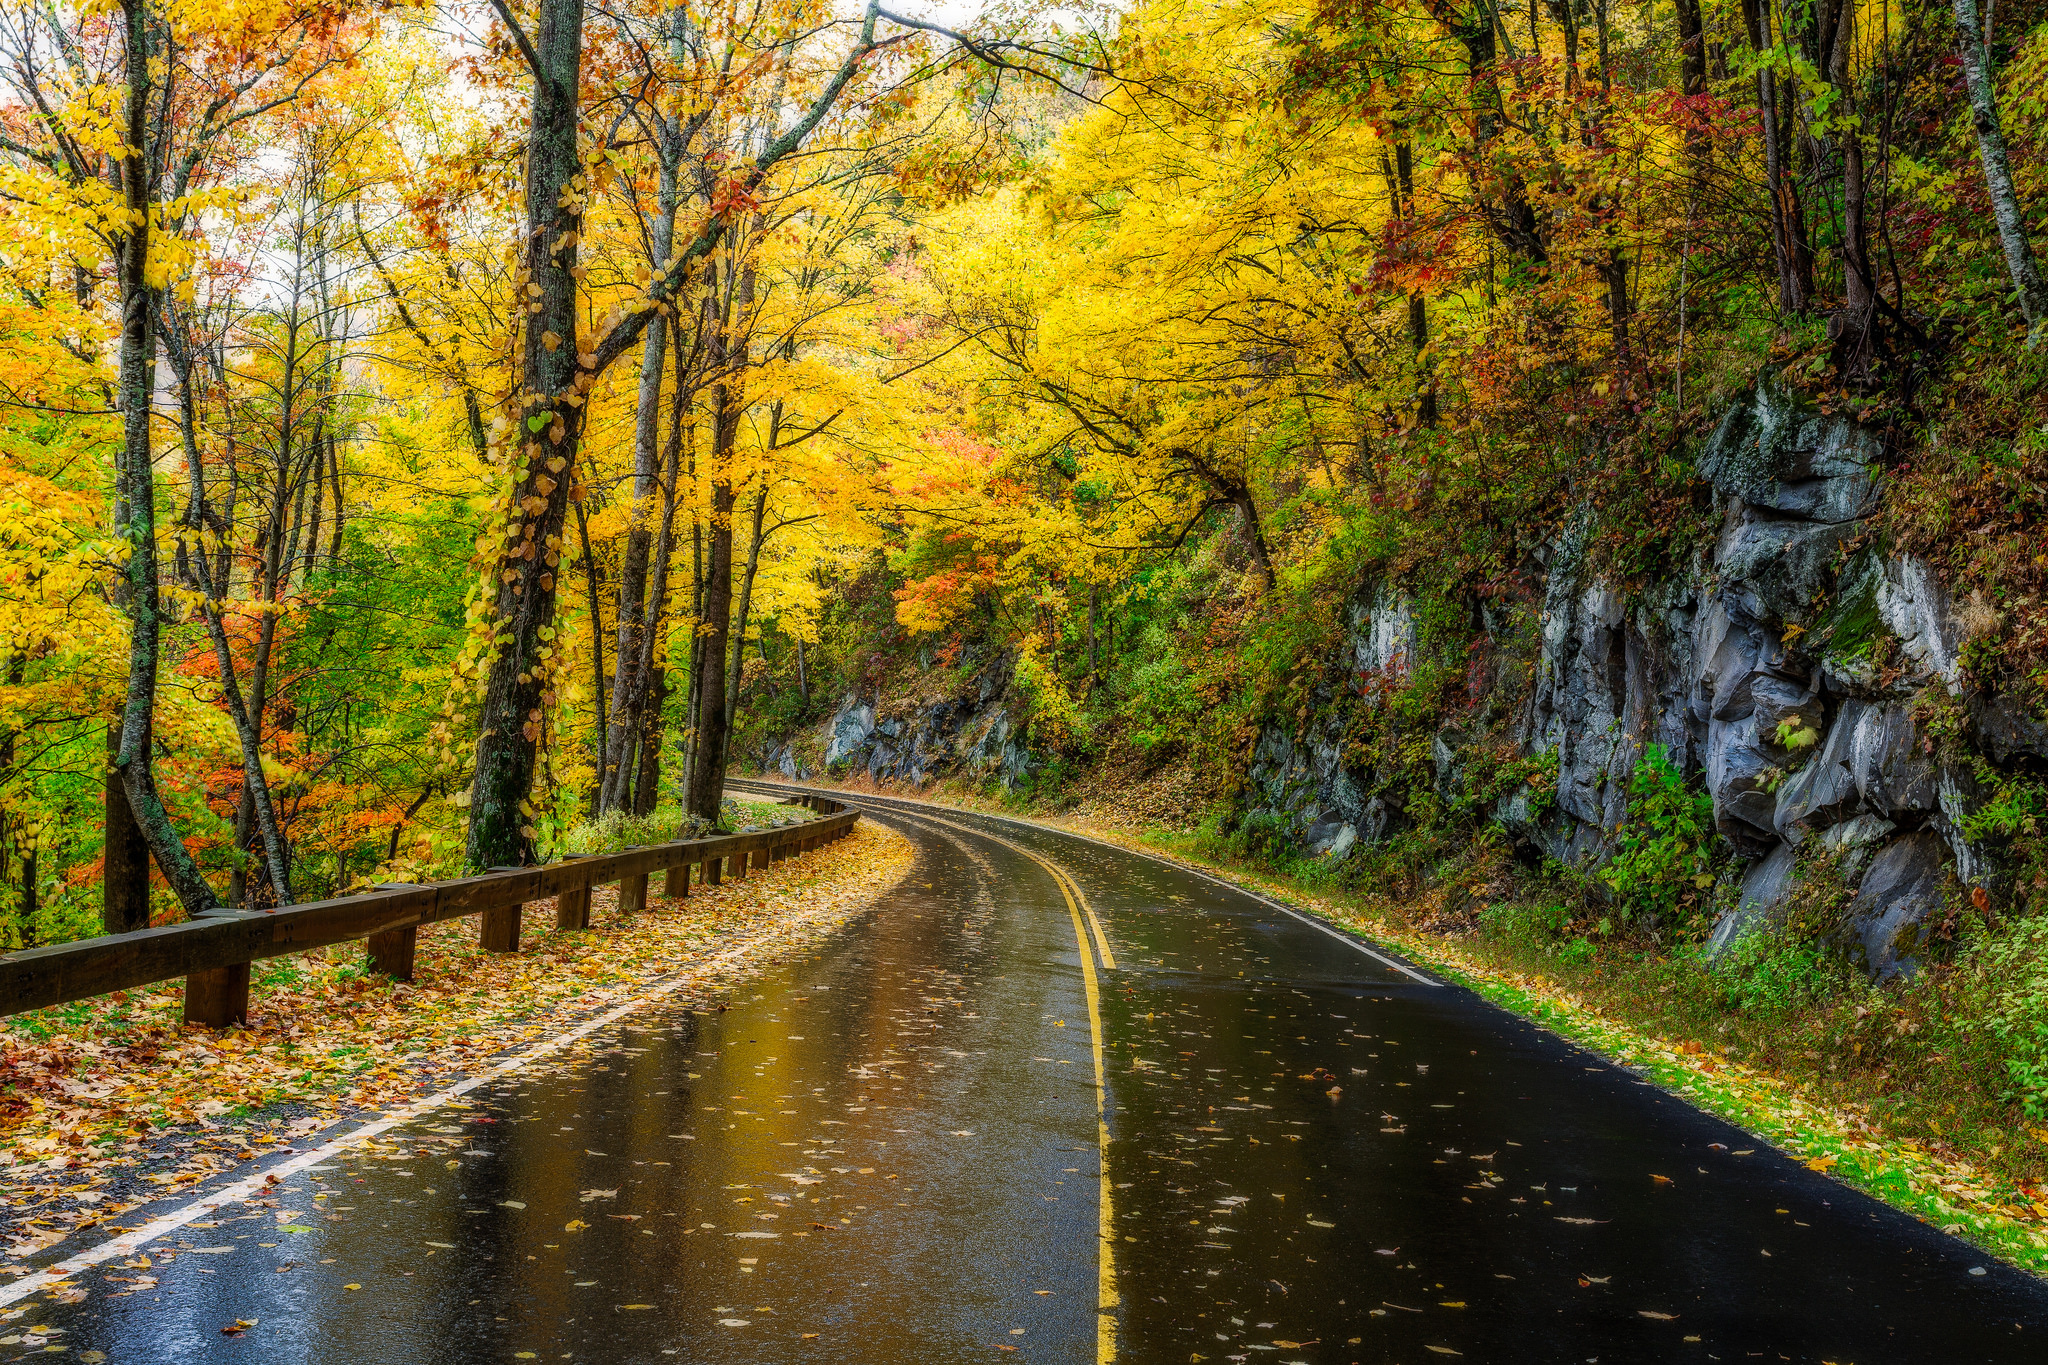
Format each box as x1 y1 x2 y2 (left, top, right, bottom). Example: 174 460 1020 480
0 819 915 1274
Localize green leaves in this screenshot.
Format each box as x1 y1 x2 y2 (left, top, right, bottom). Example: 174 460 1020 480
1596 745 1718 927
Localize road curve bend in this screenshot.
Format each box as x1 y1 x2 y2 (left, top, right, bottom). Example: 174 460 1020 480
7 787 2044 1364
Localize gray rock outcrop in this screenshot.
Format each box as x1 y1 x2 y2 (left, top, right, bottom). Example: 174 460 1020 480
1236 371 2027 977
760 370 2039 983
766 655 1040 792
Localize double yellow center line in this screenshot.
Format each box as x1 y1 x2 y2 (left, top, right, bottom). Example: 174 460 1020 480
889 807 1120 1362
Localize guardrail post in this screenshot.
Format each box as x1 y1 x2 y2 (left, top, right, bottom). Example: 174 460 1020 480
620 850 648 915
367 927 418 981
704 854 722 886
557 857 592 930
480 869 522 952
365 883 422 981
662 860 689 900
183 963 249 1028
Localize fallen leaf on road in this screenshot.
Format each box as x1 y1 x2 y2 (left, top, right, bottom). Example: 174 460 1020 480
1639 1311 1677 1320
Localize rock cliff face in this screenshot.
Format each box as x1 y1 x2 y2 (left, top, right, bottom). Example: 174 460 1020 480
760 653 1041 791
1243 374 2044 980
761 373 2047 981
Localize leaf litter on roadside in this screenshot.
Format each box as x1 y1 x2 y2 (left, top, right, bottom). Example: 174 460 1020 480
0 823 914 1273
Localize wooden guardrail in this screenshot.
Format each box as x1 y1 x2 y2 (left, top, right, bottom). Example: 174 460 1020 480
0 795 859 1028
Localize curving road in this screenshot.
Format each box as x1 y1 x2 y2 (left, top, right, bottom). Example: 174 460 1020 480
7 788 2047 1364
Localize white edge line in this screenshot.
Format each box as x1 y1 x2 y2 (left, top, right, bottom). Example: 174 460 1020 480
0 936 767 1309
741 782 1442 989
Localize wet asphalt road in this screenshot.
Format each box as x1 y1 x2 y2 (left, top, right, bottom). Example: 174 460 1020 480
10 790 2048 1364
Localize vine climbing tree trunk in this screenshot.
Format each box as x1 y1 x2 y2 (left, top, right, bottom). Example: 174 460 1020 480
466 0 589 869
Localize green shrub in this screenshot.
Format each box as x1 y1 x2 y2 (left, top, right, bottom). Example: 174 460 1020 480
1711 927 1855 1016
1597 744 1716 929
1976 915 2048 1119
1226 809 1299 868
554 799 807 858
1479 900 1572 951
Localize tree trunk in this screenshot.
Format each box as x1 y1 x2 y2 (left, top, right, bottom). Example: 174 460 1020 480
599 312 663 811
1454 4 1546 262
1392 141 1438 427
1674 0 1706 95
634 666 666 815
1953 0 2048 341
1743 0 1810 315
304 413 326 579
725 482 769 730
465 0 588 870
112 0 219 916
165 312 296 908
684 520 704 799
1828 0 1878 363
687 244 747 821
574 499 607 815
325 432 345 562
102 721 150 934
1234 490 1276 591
686 479 735 820
1087 587 1099 678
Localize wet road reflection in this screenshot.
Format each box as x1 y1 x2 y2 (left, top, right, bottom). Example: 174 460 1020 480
13 791 2048 1364
13 810 1099 1363
793 792 2048 1364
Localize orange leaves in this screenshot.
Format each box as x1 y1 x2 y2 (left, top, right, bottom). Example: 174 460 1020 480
0 824 913 1251
708 177 765 222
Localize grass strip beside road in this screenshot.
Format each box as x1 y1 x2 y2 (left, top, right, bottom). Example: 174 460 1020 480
1080 821 2048 1278
781 779 2048 1279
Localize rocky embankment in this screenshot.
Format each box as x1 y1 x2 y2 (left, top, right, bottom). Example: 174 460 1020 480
762 374 2047 980
1254 373 2044 978
760 651 1040 792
